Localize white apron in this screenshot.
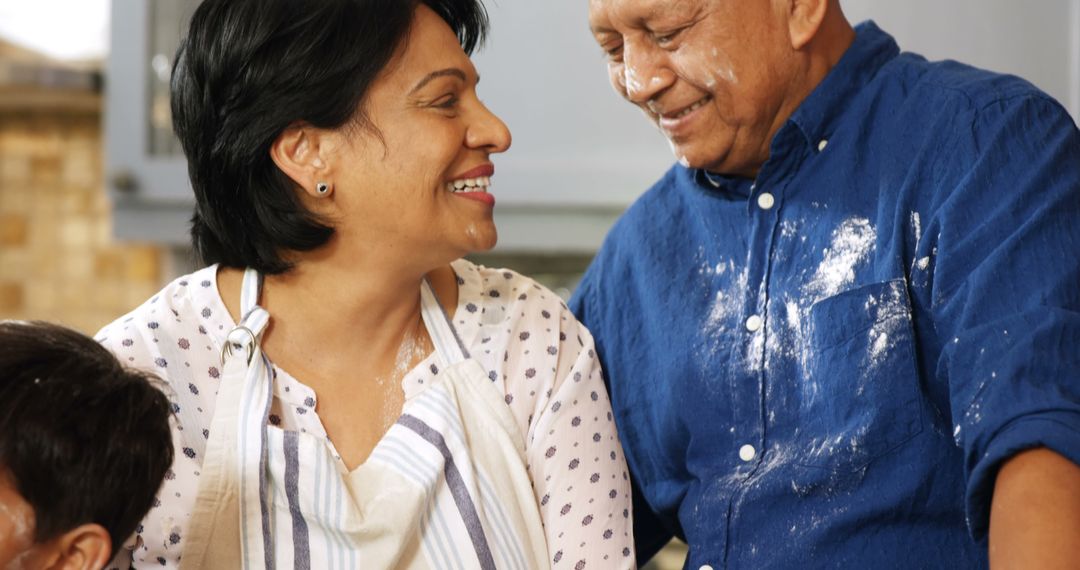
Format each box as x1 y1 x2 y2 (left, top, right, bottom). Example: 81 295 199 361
178 269 550 570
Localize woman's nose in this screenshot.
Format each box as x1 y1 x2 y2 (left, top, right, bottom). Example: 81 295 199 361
466 100 512 154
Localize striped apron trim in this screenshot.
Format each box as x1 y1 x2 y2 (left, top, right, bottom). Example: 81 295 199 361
398 414 497 570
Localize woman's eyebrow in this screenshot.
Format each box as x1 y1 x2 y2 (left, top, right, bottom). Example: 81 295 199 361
410 68 468 95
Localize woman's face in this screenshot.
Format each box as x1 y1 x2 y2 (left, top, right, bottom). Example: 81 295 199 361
325 5 511 266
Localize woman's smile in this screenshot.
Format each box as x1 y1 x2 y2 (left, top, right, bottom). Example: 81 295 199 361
445 163 495 206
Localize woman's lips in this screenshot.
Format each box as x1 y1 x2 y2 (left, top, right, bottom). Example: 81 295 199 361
454 191 495 207
452 163 495 180
446 163 496 207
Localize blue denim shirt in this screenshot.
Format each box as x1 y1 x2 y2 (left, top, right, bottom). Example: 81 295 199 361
571 22 1080 569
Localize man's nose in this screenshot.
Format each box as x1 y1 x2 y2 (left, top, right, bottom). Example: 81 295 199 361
622 43 672 104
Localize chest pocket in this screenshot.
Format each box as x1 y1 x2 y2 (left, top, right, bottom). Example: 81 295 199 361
795 279 924 473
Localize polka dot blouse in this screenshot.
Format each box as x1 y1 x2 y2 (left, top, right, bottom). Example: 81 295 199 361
97 259 635 569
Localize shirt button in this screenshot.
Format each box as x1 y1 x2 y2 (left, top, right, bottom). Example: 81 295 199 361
745 314 762 332
818 139 829 152
739 444 757 462
757 192 775 210
700 566 715 570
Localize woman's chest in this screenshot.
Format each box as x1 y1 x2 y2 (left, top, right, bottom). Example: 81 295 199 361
308 379 407 471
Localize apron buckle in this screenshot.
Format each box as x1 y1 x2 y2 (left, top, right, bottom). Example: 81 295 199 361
220 325 259 367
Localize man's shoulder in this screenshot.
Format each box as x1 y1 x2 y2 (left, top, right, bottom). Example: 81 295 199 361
605 163 693 246
881 52 1052 114
578 162 703 315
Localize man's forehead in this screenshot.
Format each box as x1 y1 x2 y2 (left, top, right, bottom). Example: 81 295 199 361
589 0 707 31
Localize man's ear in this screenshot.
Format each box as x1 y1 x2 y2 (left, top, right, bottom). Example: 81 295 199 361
269 122 336 199
43 523 111 570
787 0 830 50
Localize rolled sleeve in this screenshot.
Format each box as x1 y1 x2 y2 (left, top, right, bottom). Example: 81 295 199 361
932 94 1080 539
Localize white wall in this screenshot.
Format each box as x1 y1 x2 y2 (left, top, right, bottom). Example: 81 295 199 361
470 2 672 210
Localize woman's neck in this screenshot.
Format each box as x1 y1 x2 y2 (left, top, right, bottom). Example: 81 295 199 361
216 251 459 385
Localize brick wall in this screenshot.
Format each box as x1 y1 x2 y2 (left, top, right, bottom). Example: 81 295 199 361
0 99 166 334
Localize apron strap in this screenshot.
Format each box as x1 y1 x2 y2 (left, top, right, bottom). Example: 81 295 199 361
234 269 274 570
420 278 470 366
240 267 262 315
188 269 275 570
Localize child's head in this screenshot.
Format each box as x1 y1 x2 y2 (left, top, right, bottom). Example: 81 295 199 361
0 321 173 569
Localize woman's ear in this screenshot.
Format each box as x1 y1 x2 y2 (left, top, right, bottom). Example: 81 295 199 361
786 0 830 50
42 523 111 570
270 122 336 199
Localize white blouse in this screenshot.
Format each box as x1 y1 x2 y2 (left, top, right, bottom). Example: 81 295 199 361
97 259 634 569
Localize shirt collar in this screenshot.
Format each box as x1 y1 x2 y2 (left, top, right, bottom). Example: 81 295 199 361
695 167 754 199
787 20 900 147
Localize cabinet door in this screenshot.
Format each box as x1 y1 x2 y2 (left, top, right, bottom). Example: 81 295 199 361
841 0 1080 122
105 0 198 244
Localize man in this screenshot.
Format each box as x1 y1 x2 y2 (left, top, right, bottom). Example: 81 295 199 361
571 0 1080 567
0 321 173 569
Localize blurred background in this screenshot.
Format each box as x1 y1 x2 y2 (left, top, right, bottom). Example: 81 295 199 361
0 1 1077 567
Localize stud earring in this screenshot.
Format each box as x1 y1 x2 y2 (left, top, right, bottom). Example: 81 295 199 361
315 182 330 196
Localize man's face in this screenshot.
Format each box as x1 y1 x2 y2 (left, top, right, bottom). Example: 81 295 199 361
589 0 799 176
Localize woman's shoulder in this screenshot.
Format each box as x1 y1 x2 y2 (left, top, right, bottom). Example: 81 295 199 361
451 258 596 378
453 259 578 326
95 265 229 365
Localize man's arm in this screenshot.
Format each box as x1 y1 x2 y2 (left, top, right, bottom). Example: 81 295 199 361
990 448 1080 569
921 92 1080 551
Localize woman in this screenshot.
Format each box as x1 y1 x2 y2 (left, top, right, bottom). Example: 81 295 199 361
97 0 634 568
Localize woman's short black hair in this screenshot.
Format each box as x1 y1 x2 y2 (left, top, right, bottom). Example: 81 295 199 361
171 0 490 274
0 321 174 554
